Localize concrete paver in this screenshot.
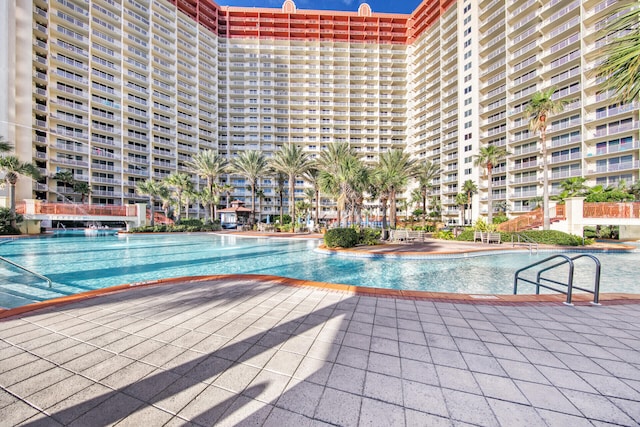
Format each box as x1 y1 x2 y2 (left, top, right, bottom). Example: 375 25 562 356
0 277 639 426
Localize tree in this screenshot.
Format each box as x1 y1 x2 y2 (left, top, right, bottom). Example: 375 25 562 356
221 183 234 208
525 88 567 230
0 156 41 228
462 179 478 225
455 193 468 226
187 150 228 221
473 145 509 224
232 150 268 225
377 149 416 228
630 180 640 201
302 168 321 228
414 160 441 227
136 179 167 226
274 172 286 224
597 4 640 104
255 188 265 223
73 181 92 203
320 154 369 227
270 143 313 229
164 172 193 223
318 142 360 224
552 177 587 202
53 170 75 201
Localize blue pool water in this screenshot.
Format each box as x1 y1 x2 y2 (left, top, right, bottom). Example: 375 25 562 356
0 233 638 308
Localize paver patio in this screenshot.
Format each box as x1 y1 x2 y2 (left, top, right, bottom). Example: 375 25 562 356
1 276 639 426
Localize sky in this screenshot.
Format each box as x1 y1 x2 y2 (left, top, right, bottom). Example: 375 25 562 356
216 0 423 14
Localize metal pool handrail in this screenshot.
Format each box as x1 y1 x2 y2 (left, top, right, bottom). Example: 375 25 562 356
513 254 601 305
0 256 52 288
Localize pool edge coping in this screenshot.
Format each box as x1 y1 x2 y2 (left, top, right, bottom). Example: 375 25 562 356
2 273 639 320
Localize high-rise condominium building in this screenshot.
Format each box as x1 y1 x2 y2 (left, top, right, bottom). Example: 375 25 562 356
1 0 637 224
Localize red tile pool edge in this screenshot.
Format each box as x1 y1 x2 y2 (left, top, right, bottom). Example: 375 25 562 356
1 274 639 320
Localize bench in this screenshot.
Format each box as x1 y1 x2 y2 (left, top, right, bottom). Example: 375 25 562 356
474 231 501 244
486 232 501 244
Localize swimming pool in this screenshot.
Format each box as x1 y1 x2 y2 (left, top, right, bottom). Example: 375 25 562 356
0 233 638 308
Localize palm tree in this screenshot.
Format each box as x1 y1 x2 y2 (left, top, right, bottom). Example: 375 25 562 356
73 181 92 204
274 171 286 224
164 172 193 223
197 187 218 222
136 179 167 226
414 160 441 227
255 188 265 223
302 168 321 228
187 150 228 221
554 177 588 202
525 88 567 230
377 149 416 228
318 142 360 223
462 179 478 225
455 193 468 226
0 156 41 228
320 154 369 227
473 144 509 224
53 170 75 201
270 143 313 228
221 183 234 209
232 150 268 225
597 5 640 104
303 187 317 226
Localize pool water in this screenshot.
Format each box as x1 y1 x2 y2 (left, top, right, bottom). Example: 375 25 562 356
0 233 638 308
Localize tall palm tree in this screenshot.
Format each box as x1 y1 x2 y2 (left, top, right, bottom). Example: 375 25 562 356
320 154 368 227
462 179 478 225
221 183 234 208
597 4 640 104
270 143 313 227
136 179 167 226
414 160 441 227
232 150 268 225
455 193 468 226
274 171 286 224
473 145 509 224
0 156 41 228
318 142 360 223
255 188 265 223
164 172 193 223
525 88 567 230
377 149 416 228
303 168 321 228
187 150 228 221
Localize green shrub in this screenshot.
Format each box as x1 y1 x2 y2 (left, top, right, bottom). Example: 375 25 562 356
435 230 454 240
324 228 359 248
358 228 381 245
519 230 592 246
0 208 22 235
455 229 591 246
455 228 476 241
179 219 203 228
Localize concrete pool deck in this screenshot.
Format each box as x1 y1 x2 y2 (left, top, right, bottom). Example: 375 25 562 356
1 276 640 426
1 235 639 425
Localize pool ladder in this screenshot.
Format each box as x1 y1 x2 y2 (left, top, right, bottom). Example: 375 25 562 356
513 254 601 306
0 255 52 288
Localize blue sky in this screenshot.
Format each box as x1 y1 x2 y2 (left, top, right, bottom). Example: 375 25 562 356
216 0 422 14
